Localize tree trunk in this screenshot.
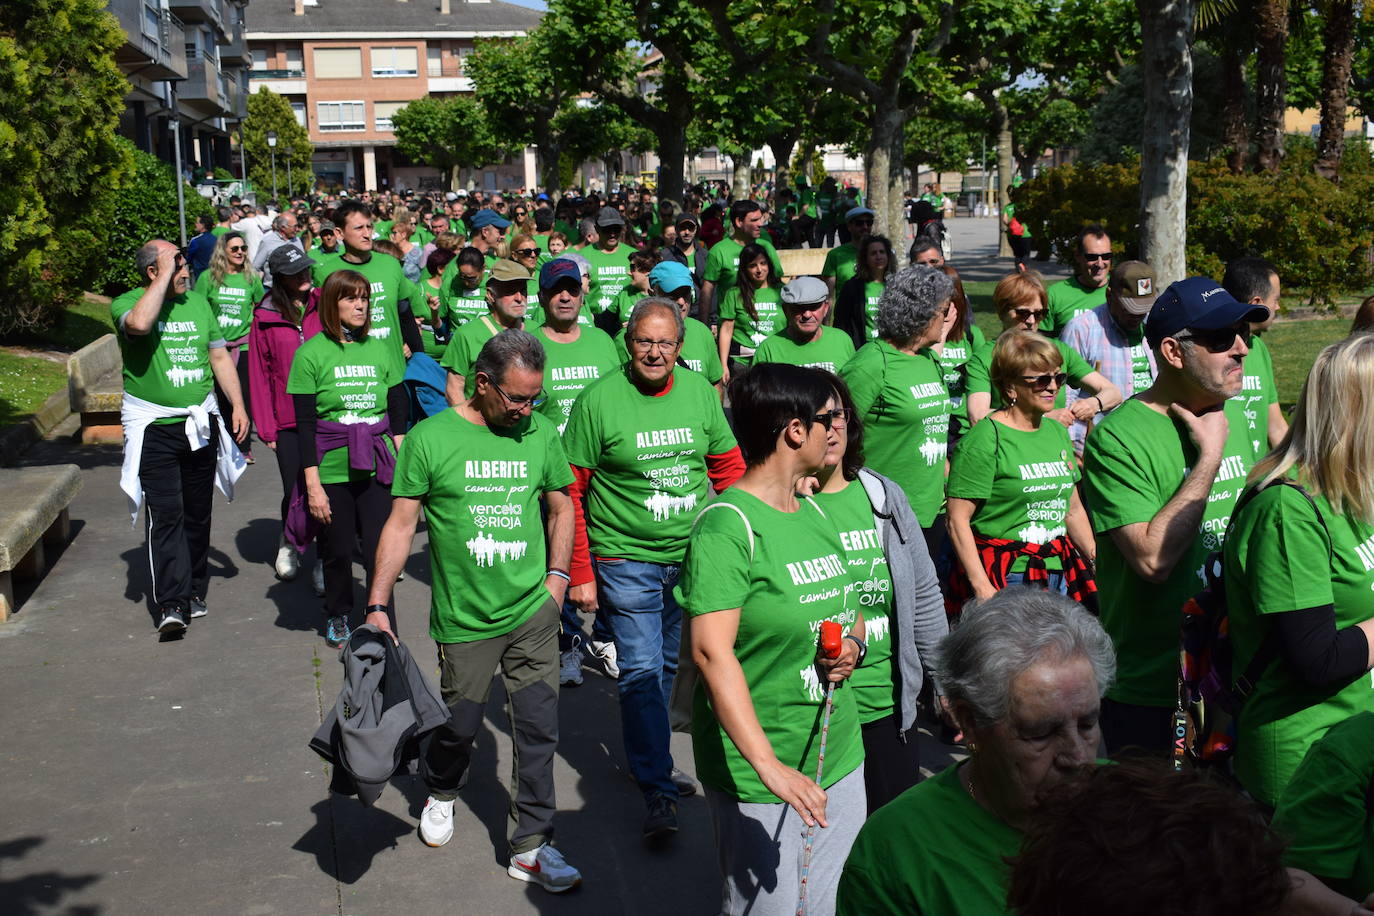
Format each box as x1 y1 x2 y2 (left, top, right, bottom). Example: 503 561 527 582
991 97 1014 258
863 104 907 243
1314 0 1355 181
1136 0 1195 287
732 153 751 199
767 133 798 190
1220 27 1250 173
1251 0 1289 173
656 124 686 206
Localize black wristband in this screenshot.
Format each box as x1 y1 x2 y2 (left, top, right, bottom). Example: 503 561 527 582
845 634 868 667
366 604 389 616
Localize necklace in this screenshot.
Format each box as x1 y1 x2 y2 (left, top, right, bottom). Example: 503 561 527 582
964 763 978 803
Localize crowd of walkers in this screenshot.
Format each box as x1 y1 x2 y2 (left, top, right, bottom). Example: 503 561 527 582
119 183 1374 914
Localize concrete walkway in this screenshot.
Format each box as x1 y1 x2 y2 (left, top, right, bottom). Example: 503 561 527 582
0 429 962 915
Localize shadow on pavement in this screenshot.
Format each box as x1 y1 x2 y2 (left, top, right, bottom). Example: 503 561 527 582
0 836 102 916
293 797 414 886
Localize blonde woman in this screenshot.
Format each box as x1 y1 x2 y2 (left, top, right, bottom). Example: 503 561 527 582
1224 333 1374 808
195 230 264 459
391 211 423 282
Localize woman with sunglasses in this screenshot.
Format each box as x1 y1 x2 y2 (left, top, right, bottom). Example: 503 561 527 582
286 270 408 648
965 271 1121 429
716 242 783 386
809 372 948 813
947 331 1097 610
196 231 265 461
834 235 897 348
508 233 545 314
508 201 535 244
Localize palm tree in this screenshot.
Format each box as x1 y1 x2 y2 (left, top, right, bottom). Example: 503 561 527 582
1313 0 1357 180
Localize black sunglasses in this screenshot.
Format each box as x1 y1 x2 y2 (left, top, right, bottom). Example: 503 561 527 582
812 407 854 430
1020 372 1068 389
1083 251 1113 263
226 244 246 253
1176 324 1252 353
512 247 540 257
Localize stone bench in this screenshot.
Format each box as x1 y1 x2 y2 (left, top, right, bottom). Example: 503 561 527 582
0 464 82 621
777 247 830 279
68 333 123 444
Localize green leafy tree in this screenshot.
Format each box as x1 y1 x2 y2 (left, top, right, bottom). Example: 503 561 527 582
242 88 312 200
0 0 130 335
904 96 993 175
466 35 571 190
391 95 510 189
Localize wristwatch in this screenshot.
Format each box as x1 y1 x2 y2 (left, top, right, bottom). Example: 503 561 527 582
844 634 868 668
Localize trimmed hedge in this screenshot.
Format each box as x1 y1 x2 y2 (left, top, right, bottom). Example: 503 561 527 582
1013 140 1374 307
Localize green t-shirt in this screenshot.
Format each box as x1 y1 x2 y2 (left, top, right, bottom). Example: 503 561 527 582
1225 484 1374 806
1042 276 1107 337
938 325 987 437
840 341 951 526
563 367 735 563
1083 397 1256 707
1232 335 1280 459
285 333 400 485
310 251 343 286
702 236 784 288
392 408 573 643
528 325 620 435
851 279 886 340
837 763 1020 916
581 244 632 315
614 317 723 386
439 313 510 387
111 288 221 415
314 254 410 378
372 220 393 241
445 281 489 328
965 335 1093 411
210 225 230 237
948 416 1079 573
674 490 864 803
1272 711 1374 899
751 329 856 374
606 283 648 327
717 285 783 350
813 481 895 723
194 269 263 343
821 242 860 291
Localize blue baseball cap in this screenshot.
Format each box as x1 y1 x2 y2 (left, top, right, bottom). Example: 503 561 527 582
844 206 876 222
539 257 582 291
649 261 694 295
1144 277 1271 349
469 208 511 231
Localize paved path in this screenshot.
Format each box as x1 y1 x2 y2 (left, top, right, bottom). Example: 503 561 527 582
0 432 962 915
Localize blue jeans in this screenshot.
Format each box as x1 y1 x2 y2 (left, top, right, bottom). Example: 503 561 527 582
559 596 613 651
1004 570 1067 594
596 557 681 801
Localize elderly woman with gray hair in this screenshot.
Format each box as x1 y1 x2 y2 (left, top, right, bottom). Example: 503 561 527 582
839 265 956 559
836 589 1115 915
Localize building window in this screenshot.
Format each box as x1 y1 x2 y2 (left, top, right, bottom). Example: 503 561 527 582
313 47 361 80
374 101 405 132
317 100 365 132
457 46 473 75
371 46 418 78
426 46 442 77
291 101 307 127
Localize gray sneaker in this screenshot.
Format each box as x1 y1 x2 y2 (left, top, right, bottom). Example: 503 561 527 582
189 597 208 619
156 607 187 635
669 767 699 797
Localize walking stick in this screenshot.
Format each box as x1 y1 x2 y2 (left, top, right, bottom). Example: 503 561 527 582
796 620 844 916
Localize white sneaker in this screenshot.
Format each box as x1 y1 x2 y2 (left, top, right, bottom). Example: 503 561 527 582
559 648 584 687
508 843 581 893
588 639 619 679
418 796 454 847
275 541 299 580
312 559 325 597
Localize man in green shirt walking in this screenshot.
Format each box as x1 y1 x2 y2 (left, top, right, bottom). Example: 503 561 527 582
365 330 582 894
1043 225 1113 337
700 200 784 329
1083 277 1269 754
1221 255 1290 454
441 258 531 404
822 206 875 303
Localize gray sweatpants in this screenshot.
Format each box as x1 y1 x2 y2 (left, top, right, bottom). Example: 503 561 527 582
705 764 866 916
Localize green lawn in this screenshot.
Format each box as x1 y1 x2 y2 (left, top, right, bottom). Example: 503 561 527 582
0 296 115 430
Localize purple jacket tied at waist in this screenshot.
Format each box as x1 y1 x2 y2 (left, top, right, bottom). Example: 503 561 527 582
284 417 395 552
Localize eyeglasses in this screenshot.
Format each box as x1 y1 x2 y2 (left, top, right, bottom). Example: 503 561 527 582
227 245 246 253
850 219 874 228
1083 252 1113 263
630 338 681 353
1011 307 1047 322
811 408 854 430
1019 372 1068 389
512 247 540 258
515 210 527 218
488 377 547 408
1175 324 1252 353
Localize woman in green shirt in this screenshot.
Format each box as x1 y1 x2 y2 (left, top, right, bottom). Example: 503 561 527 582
947 331 1097 608
677 362 866 916
834 235 896 349
1225 333 1374 808
196 231 265 461
965 271 1121 429
935 264 985 450
287 270 407 648
716 242 783 385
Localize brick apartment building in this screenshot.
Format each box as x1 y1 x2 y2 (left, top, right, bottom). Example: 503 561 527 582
246 0 540 192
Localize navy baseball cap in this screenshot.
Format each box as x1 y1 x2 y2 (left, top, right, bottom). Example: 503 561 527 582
470 208 510 231
1144 277 1271 349
539 257 582 291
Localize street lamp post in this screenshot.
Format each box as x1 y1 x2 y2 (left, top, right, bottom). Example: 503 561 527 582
267 130 278 201
285 146 293 198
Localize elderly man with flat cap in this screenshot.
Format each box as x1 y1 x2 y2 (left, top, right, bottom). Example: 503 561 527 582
750 276 857 374
441 258 532 404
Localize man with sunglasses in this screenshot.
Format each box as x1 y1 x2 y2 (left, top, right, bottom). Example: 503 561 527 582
822 206 877 304
581 206 634 317
1083 277 1269 755
1043 225 1113 337
365 329 583 893
1222 256 1289 454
